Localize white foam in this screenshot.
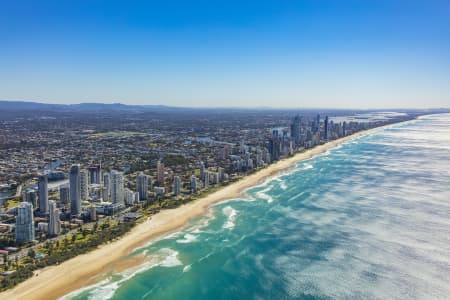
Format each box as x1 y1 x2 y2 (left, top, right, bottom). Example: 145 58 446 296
241 173 280 194
222 206 238 229
160 231 182 240
59 278 111 300
321 149 331 156
131 230 183 255
176 233 198 244
183 264 192 273
131 240 155 255
255 186 275 203
61 262 154 300
60 248 182 300
158 248 183 267
198 251 215 262
86 280 121 300
133 231 181 253
301 163 313 170
214 196 255 206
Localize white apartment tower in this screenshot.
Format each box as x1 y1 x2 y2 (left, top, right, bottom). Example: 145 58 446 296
111 170 124 205
15 202 35 244
48 200 61 236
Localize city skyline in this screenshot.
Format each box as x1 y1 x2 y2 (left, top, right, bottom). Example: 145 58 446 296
0 1 449 297
1 104 446 297
1 1 449 108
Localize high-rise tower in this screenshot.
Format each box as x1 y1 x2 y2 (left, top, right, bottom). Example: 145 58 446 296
38 174 49 214
173 176 181 196
70 164 81 216
111 170 124 205
324 116 329 140
136 172 149 200
290 115 302 146
103 172 111 201
15 202 35 244
48 200 61 236
88 165 101 184
157 160 165 184
80 169 89 201
59 185 70 204
191 175 197 193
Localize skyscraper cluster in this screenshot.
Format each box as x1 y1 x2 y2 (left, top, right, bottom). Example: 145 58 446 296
13 113 349 246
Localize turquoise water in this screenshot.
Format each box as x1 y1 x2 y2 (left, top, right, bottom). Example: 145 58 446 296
66 114 450 300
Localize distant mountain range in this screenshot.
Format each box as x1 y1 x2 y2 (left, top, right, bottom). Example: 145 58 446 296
0 100 185 112
0 100 449 114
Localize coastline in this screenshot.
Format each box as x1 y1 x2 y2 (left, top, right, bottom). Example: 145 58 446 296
0 122 407 300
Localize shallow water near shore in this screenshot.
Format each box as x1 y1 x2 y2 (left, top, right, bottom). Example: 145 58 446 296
65 114 450 300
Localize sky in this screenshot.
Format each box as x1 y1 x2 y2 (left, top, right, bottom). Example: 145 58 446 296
1 0 450 108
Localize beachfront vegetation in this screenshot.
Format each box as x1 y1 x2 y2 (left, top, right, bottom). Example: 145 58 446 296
1 159 279 292
0 220 135 292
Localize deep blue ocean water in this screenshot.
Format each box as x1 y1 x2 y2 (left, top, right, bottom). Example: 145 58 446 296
66 114 450 300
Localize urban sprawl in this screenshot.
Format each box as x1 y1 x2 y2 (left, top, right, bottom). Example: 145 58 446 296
0 106 418 289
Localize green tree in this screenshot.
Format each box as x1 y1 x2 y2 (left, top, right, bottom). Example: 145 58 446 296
28 248 35 259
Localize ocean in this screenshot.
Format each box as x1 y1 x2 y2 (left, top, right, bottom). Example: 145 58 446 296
66 114 450 300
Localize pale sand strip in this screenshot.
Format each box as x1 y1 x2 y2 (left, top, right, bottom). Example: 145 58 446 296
1 124 397 300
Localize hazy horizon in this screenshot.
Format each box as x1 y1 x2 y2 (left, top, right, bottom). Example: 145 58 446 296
1 1 449 108
2 99 449 111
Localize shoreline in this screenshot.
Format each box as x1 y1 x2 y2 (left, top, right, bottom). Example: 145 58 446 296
0 121 409 300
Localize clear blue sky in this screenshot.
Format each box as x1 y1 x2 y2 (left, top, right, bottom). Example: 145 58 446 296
1 0 449 108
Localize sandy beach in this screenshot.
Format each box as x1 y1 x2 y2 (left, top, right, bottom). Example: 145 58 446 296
0 124 394 300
